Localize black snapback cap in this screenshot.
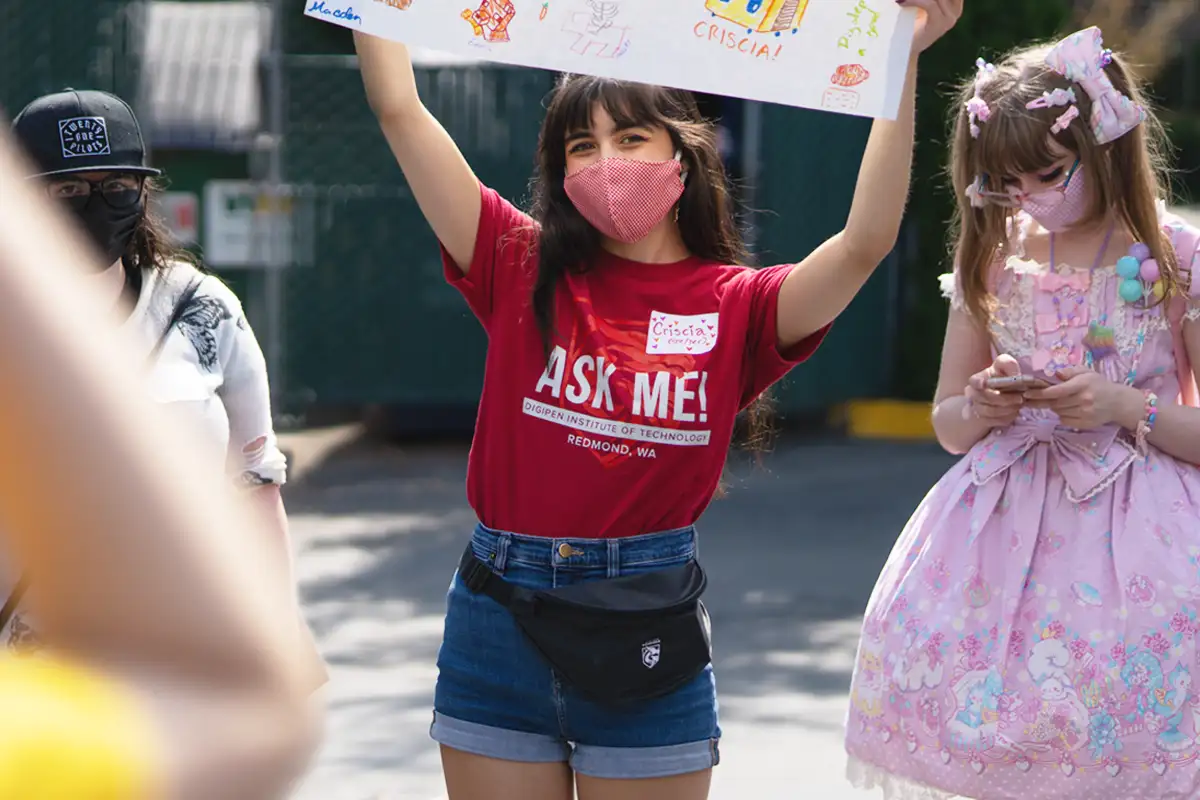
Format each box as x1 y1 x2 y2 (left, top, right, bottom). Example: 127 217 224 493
11 88 161 179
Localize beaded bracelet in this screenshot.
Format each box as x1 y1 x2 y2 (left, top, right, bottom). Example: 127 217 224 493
1135 390 1158 455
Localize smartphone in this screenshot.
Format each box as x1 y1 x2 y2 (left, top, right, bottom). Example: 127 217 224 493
985 374 1048 392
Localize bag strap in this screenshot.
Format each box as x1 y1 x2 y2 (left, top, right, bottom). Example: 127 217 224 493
458 547 521 607
149 276 203 361
0 572 30 632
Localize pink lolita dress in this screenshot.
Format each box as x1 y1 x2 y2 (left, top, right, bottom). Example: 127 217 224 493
844 210 1200 799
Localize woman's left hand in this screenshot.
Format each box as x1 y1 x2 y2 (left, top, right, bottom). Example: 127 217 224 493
903 0 964 55
1023 367 1142 430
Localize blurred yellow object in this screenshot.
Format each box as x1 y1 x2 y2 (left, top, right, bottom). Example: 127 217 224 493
833 399 937 440
0 656 156 799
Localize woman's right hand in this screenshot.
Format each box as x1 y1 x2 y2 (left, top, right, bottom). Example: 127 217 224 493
963 354 1025 426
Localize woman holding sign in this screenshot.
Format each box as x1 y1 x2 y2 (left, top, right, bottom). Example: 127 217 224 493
355 0 961 797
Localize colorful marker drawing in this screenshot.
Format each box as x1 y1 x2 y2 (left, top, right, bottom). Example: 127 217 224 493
585 0 618 33
563 1 630 58
307 0 914 120
705 0 810 34
831 63 869 87
463 0 516 42
839 0 879 56
822 86 860 112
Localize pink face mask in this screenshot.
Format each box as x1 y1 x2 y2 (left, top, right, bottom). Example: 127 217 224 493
1019 161 1088 233
564 151 686 243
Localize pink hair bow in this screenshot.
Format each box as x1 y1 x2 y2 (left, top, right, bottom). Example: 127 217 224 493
1044 26 1146 145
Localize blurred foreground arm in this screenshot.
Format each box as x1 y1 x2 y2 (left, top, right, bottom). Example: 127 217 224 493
0 127 319 797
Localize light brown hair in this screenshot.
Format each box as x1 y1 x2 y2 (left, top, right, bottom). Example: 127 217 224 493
947 40 1177 326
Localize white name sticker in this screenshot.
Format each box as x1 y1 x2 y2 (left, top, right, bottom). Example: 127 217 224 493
646 311 719 355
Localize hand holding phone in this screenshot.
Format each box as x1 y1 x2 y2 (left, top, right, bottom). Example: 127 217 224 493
964 355 1029 426
984 374 1049 393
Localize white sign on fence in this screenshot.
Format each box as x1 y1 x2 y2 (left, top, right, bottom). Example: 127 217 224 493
154 191 199 247
202 181 293 269
304 0 916 120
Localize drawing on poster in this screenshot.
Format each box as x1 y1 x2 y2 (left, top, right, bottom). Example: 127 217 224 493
831 63 869 88
822 86 860 112
304 0 916 120
463 0 516 42
838 0 880 57
706 0 810 35
562 1 631 59
696 0 809 61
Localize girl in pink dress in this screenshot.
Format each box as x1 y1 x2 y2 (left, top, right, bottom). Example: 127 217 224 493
845 27 1200 799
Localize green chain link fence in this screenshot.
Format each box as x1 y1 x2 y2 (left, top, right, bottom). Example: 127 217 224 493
279 51 556 429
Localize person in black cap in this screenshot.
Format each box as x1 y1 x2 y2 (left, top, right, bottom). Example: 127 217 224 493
13 87 161 282
7 88 326 694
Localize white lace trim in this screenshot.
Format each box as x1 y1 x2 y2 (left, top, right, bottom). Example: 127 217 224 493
988 257 1168 366
937 272 963 310
846 756 966 800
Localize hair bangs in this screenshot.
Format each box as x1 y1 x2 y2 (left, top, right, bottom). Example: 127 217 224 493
972 100 1064 186
554 76 671 139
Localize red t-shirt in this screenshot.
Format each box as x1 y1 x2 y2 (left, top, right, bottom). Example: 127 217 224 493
444 184 829 538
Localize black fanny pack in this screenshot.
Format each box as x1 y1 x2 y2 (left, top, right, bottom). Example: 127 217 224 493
458 546 712 707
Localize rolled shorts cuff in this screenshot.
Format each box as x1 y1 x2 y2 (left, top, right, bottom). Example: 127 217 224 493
430 712 720 779
571 737 720 779
431 712 570 763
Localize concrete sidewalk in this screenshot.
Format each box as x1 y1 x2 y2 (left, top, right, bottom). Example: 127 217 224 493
284 436 957 799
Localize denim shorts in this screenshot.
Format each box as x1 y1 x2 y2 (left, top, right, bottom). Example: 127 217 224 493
431 523 720 779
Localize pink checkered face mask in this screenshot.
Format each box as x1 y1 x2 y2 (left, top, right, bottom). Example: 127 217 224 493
564 150 687 243
972 159 1088 233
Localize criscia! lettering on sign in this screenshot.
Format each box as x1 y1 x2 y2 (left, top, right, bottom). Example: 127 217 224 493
693 20 783 60
307 0 363 24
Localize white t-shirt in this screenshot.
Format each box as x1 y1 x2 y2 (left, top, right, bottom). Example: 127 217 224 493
1 261 288 653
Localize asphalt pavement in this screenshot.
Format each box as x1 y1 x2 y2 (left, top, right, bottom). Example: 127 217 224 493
284 435 958 799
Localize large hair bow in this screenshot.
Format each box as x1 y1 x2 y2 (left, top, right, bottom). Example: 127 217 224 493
1044 26 1146 145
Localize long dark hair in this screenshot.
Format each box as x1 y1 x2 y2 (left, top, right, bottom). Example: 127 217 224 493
528 76 774 459
126 176 202 272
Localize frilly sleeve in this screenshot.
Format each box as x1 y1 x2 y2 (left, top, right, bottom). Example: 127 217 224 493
938 268 966 311
1163 215 1200 322
1184 246 1200 322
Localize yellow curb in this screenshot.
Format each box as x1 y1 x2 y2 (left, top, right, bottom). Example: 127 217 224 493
832 399 936 441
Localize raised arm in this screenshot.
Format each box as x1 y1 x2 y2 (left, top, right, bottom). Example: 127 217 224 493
354 31 483 273
773 0 962 348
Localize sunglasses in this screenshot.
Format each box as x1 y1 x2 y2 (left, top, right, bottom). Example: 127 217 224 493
45 174 145 210
971 159 1080 209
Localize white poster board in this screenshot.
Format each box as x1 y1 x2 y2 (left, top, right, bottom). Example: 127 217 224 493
202 181 293 269
304 0 916 120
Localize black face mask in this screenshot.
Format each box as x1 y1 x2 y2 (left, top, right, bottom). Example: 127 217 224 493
67 190 143 268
